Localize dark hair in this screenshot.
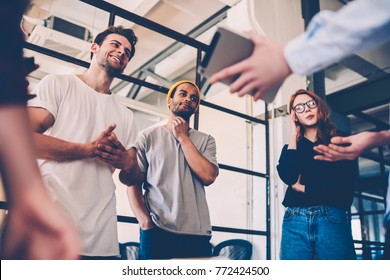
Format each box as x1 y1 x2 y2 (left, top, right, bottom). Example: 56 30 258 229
90 25 137 60
289 89 336 144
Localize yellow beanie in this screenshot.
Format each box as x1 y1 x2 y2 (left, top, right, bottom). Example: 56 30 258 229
166 80 201 111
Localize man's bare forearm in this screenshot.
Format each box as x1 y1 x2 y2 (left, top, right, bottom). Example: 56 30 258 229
33 133 93 161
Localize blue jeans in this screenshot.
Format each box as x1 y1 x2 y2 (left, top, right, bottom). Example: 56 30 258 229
139 226 212 260
280 206 356 260
383 222 390 260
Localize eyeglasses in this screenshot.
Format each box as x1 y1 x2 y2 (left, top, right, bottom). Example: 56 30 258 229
293 99 318 114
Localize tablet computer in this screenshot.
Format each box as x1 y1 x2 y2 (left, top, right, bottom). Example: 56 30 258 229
200 26 280 103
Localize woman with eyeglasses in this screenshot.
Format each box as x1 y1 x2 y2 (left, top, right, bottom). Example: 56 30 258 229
276 89 357 260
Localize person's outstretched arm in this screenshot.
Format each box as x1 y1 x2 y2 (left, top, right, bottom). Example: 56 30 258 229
314 130 390 161
285 0 390 76
210 0 390 101
0 105 80 259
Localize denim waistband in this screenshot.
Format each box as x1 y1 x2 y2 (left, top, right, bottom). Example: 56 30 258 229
288 205 344 215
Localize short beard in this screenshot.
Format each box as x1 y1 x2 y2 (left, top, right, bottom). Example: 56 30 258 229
97 57 123 77
105 65 122 77
102 63 122 77
171 107 194 121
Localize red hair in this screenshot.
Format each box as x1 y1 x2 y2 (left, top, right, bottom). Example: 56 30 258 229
289 89 336 144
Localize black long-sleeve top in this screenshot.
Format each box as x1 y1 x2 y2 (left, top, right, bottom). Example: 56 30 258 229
277 137 357 210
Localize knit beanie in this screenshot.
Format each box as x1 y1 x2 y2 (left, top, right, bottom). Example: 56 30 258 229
166 80 201 110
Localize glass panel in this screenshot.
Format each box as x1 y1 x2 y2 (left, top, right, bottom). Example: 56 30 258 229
199 94 267 173
320 0 390 94
26 0 109 63
253 124 267 174
207 170 267 230
25 53 86 89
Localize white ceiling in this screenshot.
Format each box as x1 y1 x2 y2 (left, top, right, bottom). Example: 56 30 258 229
24 1 228 79
23 0 236 111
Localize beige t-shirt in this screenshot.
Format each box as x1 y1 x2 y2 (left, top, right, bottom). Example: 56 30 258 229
29 74 137 256
137 125 218 236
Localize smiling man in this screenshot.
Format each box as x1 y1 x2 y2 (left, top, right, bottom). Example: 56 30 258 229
123 80 219 259
27 26 141 259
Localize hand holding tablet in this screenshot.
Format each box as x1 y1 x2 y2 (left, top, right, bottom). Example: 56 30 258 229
202 27 285 103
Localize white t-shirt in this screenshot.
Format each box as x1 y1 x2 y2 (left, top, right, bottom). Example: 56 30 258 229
28 74 137 256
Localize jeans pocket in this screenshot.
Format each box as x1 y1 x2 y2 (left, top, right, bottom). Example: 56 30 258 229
283 208 295 221
325 207 348 224
141 226 157 233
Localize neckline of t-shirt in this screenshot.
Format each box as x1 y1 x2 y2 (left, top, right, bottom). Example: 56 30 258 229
162 125 193 135
74 74 113 96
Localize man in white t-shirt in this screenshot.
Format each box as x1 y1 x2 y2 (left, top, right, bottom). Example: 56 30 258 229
27 26 141 259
